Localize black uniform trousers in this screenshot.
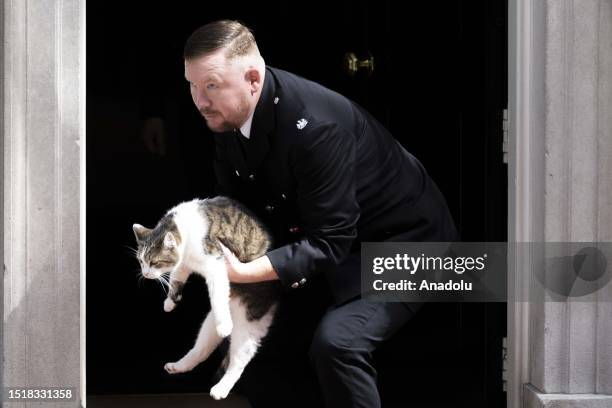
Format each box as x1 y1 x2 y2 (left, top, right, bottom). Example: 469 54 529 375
235 296 419 408
310 295 421 408
235 248 425 408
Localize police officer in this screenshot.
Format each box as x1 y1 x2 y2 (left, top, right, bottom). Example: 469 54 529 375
183 20 457 408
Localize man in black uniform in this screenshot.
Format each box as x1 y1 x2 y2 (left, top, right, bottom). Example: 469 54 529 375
183 20 456 408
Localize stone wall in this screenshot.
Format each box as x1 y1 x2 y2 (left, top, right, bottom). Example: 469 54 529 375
3 0 83 406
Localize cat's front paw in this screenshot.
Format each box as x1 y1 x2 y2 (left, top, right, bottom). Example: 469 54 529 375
163 298 176 312
164 361 188 374
215 320 233 338
210 382 231 400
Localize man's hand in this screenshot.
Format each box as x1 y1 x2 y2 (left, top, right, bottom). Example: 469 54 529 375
218 241 248 281
218 241 280 283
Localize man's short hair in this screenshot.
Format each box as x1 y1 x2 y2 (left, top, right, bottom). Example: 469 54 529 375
184 20 258 60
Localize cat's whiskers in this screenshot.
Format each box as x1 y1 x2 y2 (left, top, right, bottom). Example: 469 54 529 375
160 271 172 282
156 277 168 296
158 274 171 290
134 270 146 287
124 245 139 257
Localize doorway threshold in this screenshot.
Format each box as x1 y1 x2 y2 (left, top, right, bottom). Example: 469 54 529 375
87 393 251 408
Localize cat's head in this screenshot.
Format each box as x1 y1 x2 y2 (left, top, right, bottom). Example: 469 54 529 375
132 216 181 279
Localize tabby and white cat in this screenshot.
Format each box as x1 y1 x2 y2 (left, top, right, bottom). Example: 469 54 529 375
132 196 281 400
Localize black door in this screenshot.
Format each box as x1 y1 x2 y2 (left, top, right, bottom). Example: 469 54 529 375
87 1 507 406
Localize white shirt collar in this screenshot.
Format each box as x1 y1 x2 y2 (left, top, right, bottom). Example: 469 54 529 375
239 109 255 139
238 69 267 139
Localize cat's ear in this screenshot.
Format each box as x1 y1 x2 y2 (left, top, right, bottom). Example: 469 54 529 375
133 224 152 242
164 232 177 249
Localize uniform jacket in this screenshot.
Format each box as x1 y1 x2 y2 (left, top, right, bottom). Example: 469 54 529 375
214 66 457 304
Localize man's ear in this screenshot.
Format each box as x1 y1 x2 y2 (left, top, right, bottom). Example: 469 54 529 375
245 68 262 94
164 232 177 249
133 224 152 242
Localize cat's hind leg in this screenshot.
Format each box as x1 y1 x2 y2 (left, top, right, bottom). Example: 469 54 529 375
209 299 276 400
164 310 222 374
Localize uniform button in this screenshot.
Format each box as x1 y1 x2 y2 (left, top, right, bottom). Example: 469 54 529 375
299 278 307 285
281 193 287 200
249 174 255 181
291 282 299 289
274 96 280 104
265 205 275 213
235 170 240 177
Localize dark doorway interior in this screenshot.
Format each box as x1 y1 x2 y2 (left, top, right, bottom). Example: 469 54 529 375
87 1 508 407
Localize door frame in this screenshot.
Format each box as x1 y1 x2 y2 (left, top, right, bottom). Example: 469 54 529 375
507 0 545 407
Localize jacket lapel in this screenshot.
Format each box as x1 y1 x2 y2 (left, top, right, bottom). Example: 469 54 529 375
244 67 278 173
225 131 249 178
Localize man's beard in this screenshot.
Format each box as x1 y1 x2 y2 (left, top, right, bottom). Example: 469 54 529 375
202 97 250 134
